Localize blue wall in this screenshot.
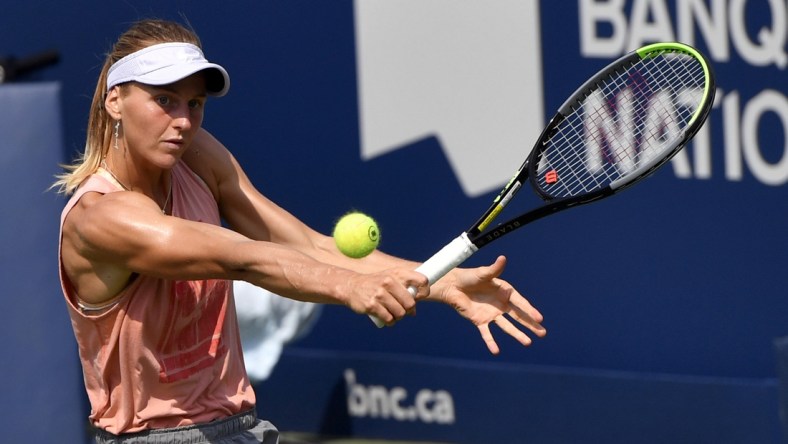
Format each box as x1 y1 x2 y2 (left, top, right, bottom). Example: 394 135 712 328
0 83 85 443
2 1 786 442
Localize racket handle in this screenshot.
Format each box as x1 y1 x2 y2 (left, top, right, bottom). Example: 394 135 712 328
369 233 478 327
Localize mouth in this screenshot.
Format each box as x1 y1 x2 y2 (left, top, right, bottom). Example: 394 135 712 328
163 138 185 149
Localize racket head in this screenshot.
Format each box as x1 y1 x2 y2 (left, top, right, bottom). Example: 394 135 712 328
528 42 715 201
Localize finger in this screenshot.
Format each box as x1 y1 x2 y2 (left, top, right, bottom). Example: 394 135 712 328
510 295 544 323
367 294 406 325
506 296 547 336
523 319 547 337
379 297 408 322
405 272 430 300
506 306 547 337
499 283 544 324
476 323 501 355
371 310 395 326
382 275 422 319
392 283 418 313
477 255 507 282
494 315 535 347
367 297 397 324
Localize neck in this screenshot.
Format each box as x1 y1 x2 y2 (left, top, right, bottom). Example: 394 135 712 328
101 156 173 214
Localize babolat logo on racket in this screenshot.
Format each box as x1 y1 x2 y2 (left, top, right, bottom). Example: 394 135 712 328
545 170 558 184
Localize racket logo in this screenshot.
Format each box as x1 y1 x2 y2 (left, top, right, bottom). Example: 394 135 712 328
484 220 523 243
545 170 558 184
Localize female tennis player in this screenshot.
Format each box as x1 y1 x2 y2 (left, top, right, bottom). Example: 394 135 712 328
54 19 546 443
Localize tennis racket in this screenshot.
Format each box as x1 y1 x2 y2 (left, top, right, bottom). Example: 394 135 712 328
371 42 715 327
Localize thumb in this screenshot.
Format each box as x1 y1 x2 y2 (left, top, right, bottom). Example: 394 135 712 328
479 255 507 281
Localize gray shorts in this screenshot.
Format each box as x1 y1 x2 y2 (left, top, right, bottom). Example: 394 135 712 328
92 410 279 444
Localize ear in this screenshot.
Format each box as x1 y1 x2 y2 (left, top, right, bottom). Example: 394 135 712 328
105 86 122 120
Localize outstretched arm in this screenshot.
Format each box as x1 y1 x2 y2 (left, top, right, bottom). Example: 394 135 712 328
64 186 428 319
186 129 546 346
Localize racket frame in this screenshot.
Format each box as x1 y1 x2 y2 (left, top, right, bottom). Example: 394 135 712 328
370 42 715 327
472 42 715 249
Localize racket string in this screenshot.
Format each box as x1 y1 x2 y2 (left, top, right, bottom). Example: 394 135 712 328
536 50 707 198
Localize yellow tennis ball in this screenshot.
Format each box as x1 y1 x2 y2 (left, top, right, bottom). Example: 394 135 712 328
333 211 380 258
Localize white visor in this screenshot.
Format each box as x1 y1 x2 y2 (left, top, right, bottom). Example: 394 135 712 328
106 42 230 97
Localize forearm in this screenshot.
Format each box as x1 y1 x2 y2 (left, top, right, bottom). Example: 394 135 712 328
229 236 430 322
216 239 360 306
304 234 459 304
296 233 412 274
171 217 451 306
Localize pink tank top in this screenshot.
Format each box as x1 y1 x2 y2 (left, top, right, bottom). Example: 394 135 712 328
58 161 255 434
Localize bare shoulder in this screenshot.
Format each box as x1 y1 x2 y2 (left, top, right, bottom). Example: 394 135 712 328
64 190 162 259
62 190 161 305
182 129 239 196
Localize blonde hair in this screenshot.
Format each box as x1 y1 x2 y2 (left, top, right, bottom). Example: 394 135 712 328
52 19 202 195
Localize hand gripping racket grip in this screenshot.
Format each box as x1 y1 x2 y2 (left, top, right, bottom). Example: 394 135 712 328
369 233 479 327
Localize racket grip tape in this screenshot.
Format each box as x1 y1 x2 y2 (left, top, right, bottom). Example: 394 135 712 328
369 233 478 327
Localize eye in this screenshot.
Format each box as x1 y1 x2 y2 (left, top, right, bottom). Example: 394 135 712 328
188 99 204 110
155 96 171 106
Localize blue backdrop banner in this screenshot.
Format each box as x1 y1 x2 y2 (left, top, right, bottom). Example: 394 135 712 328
0 1 786 442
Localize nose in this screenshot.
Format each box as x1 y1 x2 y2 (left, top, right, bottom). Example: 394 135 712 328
173 116 192 131
171 105 193 131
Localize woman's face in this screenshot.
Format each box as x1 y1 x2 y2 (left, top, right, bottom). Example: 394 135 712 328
112 73 207 168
